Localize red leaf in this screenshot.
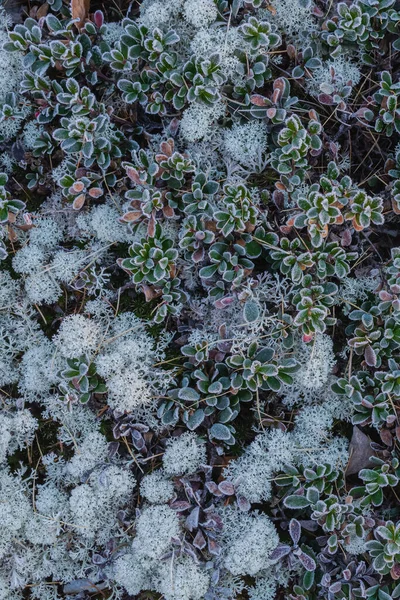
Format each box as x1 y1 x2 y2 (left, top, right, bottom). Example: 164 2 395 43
318 93 334 105
250 94 266 106
273 77 286 101
93 10 103 27
341 229 352 247
163 204 175 218
193 530 206 550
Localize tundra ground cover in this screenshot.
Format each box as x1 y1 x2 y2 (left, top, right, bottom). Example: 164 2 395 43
1 0 400 598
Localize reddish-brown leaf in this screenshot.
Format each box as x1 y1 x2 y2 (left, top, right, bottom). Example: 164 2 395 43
121 211 142 222
72 193 86 210
72 181 85 193
88 187 103 198
125 166 141 184
380 428 393 447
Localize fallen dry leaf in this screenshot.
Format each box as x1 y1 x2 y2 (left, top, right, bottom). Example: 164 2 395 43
36 3 49 18
71 0 90 29
346 426 376 476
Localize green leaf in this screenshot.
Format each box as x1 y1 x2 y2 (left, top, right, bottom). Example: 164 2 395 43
243 300 260 324
186 409 205 430
53 128 69 141
284 495 311 509
178 387 200 402
210 423 231 441
199 264 218 279
162 408 178 425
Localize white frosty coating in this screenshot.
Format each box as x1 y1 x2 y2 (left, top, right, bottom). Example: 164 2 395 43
183 0 218 28
66 431 108 479
221 505 279 576
262 0 317 38
163 432 207 476
12 245 47 275
132 504 181 559
224 419 349 504
25 272 62 305
292 334 336 391
50 250 86 283
180 101 225 142
156 557 211 600
224 121 268 167
53 314 102 359
0 410 37 464
248 577 277 600
140 470 174 503
76 203 133 244
94 312 171 414
28 219 64 249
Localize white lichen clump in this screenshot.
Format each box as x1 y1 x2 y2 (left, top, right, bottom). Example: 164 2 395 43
163 432 207 476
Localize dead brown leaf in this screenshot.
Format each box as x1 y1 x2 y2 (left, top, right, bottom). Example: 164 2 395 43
71 0 90 29
346 426 376 476
36 3 49 18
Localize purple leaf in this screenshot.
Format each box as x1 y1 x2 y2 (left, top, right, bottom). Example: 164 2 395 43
270 544 291 561
329 582 342 593
183 541 198 562
108 442 119 459
208 538 221 556
237 495 251 512
185 506 200 532
193 530 207 550
299 519 318 532
289 518 301 546
205 481 222 496
364 344 377 367
214 296 234 309
171 537 181 546
343 569 351 581
218 481 235 496
170 500 191 512
297 551 316 572
211 568 220 586
131 430 145 450
318 93 334 105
